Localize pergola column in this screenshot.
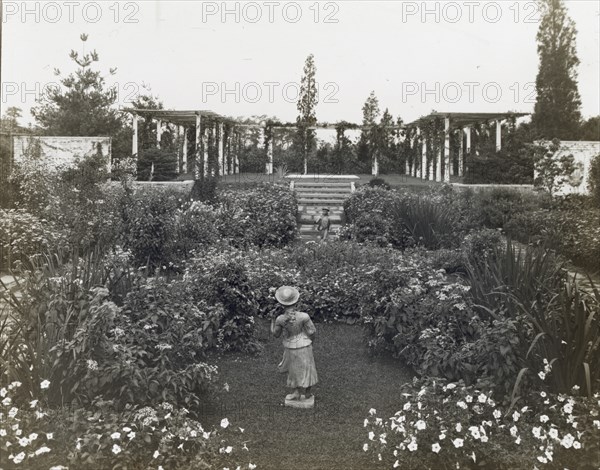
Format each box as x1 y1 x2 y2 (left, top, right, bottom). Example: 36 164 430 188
496 119 502 151
436 130 442 182
203 127 209 177
458 128 464 177
266 127 274 175
194 114 201 180
234 128 240 174
443 117 451 183
217 121 224 176
415 128 421 179
132 114 139 158
421 131 427 180
181 126 188 173
372 151 379 176
224 126 230 175
465 126 472 155
156 119 162 148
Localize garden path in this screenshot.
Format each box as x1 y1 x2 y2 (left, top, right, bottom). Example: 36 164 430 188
203 321 413 470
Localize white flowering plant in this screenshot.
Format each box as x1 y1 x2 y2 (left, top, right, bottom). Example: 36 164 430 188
0 381 56 468
64 400 255 470
363 377 600 469
0 382 255 469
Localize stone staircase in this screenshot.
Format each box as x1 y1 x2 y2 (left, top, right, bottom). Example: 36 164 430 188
290 178 356 241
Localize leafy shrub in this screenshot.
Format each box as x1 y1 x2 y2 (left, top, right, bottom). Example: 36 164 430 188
183 255 260 353
343 186 401 224
365 270 521 388
217 184 297 248
0 209 65 269
47 275 223 407
138 147 179 181
190 176 219 203
122 188 181 268
474 189 542 229
368 177 390 189
461 228 504 265
363 378 600 470
173 201 220 257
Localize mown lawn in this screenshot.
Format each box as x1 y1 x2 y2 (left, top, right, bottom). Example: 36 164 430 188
203 320 413 470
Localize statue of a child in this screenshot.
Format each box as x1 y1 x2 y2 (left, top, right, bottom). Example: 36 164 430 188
271 286 318 404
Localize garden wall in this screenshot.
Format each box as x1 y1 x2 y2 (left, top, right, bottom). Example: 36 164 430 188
451 183 535 194
13 135 111 170
534 140 600 196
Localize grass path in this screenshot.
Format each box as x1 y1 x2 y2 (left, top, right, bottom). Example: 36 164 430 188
204 320 413 470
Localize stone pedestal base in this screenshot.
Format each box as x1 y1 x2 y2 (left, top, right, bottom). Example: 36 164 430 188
285 395 315 409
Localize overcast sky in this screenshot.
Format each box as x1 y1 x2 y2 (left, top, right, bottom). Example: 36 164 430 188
2 1 599 128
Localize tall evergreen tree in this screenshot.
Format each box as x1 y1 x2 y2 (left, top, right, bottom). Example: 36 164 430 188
532 0 582 139
32 34 124 138
295 54 318 174
357 91 381 169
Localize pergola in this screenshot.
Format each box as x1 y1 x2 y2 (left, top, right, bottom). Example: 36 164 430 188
404 112 530 183
125 109 528 181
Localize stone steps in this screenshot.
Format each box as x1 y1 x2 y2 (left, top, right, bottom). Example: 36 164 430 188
290 177 357 242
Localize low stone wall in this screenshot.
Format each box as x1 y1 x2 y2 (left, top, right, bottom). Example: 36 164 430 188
107 181 194 195
451 183 535 194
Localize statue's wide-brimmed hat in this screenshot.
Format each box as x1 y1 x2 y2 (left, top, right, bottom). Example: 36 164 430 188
275 286 300 306
322 208 330 212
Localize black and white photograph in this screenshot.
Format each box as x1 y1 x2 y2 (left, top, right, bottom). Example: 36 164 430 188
1 1 599 468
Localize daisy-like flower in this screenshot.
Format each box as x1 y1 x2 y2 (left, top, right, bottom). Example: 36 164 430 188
537 456 548 464
403 402 411 411
153 450 160 459
465 395 473 403
532 427 542 439
363 443 369 452
12 452 25 464
512 411 520 422
573 441 581 449
110 432 121 440
40 380 50 389
446 383 456 390
478 393 487 403
452 438 464 448
455 423 462 433
548 428 559 439
561 433 575 449
407 440 418 452
415 420 426 430
540 415 549 423
456 401 467 410
368 431 375 440
112 444 122 455
432 443 441 453
493 410 502 419
220 418 230 429
563 403 573 414
35 446 51 455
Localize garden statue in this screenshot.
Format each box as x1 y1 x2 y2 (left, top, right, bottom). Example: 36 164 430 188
314 207 331 243
271 286 318 408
